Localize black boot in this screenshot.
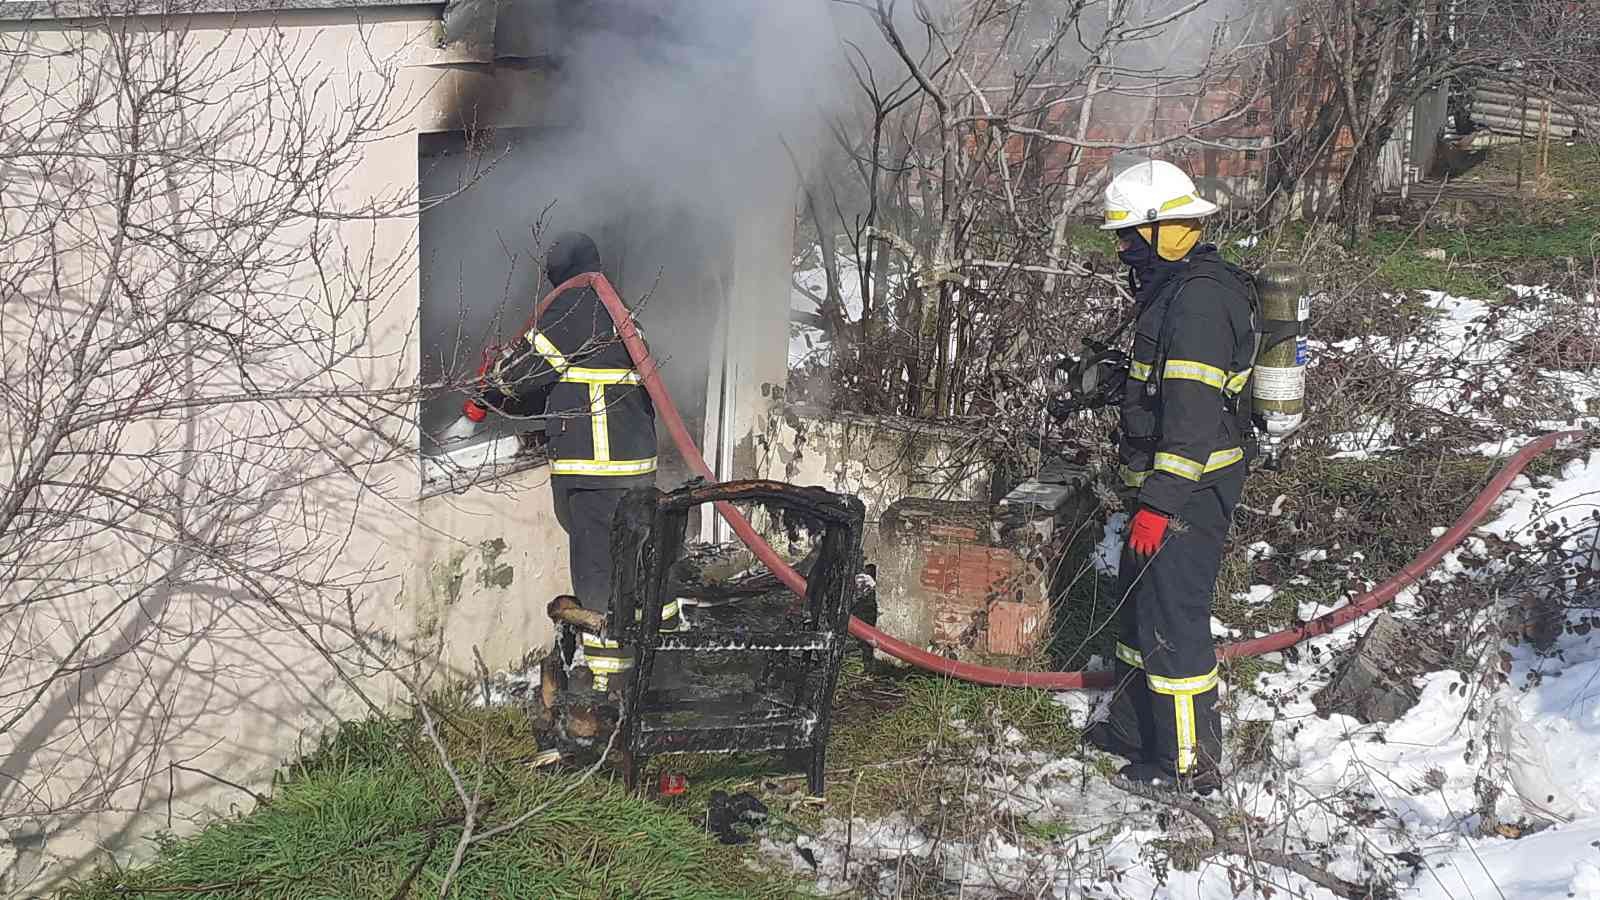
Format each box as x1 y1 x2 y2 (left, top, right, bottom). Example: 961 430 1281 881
1115 761 1222 797
1082 721 1145 763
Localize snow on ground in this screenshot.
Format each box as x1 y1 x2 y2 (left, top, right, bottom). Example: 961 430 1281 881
772 453 1600 897
1478 446 1600 543
1091 511 1128 576
1325 287 1600 456
1409 825 1600 900
765 281 1600 898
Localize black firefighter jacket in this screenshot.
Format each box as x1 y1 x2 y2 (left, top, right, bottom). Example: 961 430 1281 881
1117 246 1257 516
476 281 658 487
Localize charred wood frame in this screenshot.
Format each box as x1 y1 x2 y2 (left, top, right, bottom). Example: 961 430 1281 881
609 479 865 796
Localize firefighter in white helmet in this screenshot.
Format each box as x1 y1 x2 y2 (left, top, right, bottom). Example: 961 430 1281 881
1081 158 1259 795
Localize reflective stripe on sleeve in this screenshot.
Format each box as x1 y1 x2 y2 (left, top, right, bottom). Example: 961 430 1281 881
1205 447 1244 472
1163 359 1226 390
1153 452 1204 481
1152 448 1244 482
1115 641 1144 669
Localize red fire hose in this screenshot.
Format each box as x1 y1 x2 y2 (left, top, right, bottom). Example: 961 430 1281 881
530 273 1583 690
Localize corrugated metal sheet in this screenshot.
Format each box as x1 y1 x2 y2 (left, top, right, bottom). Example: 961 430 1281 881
1473 87 1598 138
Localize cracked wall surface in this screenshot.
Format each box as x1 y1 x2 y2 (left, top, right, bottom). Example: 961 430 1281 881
750 404 995 549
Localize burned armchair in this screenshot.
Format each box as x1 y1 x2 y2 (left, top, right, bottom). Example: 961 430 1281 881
533 478 866 796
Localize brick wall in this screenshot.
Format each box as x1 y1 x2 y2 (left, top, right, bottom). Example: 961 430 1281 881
954 27 1383 211
877 499 1052 659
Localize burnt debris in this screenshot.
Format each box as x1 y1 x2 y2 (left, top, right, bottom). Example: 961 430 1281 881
531 478 865 796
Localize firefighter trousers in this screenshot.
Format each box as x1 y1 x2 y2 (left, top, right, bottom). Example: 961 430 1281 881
550 477 678 690
1105 465 1244 777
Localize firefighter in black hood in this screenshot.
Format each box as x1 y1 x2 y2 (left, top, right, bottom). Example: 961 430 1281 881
1077 160 1258 794
456 230 673 690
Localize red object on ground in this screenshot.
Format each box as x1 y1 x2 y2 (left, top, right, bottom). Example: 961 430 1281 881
658 773 688 797
1127 507 1168 557
535 272 1584 690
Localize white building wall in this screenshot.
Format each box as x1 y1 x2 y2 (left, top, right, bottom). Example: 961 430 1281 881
0 6 797 888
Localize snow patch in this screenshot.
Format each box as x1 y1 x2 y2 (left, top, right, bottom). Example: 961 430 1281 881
1092 512 1127 576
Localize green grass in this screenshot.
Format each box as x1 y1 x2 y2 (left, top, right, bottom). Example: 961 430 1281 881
106 667 1082 897
1362 222 1597 296
640 658 1082 829
1361 142 1600 296
1471 141 1600 205
57 660 1094 900
61 708 808 900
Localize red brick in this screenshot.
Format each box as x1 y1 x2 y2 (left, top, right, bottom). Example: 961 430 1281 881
987 601 1049 657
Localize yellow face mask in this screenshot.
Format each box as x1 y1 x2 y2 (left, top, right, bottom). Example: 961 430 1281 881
1136 218 1202 262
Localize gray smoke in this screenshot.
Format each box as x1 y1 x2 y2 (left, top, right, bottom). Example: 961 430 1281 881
418 0 883 456
416 0 1271 452
558 3 851 216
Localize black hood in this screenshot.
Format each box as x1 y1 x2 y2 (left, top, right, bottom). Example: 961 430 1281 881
1118 228 1190 303
546 231 602 286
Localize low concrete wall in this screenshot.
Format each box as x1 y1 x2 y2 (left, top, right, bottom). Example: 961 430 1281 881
745 405 1011 660
747 404 995 551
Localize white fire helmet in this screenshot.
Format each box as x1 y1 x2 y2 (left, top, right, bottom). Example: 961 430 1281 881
1099 157 1220 231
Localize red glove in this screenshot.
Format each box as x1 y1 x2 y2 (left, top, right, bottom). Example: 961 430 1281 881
1128 507 1169 558
462 399 488 422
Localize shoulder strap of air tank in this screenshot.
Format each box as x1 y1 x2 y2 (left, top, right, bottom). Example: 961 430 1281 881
1220 259 1265 365
1179 256 1263 363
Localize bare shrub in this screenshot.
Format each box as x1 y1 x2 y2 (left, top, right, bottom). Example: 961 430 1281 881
0 5 447 882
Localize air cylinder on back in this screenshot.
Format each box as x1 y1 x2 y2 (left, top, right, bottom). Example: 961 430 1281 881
1252 261 1308 437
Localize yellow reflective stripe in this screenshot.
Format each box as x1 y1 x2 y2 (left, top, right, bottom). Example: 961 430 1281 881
550 457 658 476
582 650 630 666
1175 695 1197 773
1109 195 1194 225
1205 447 1244 472
1115 641 1144 669
552 368 643 468
560 367 641 385
635 600 680 622
1129 360 1152 382
1224 368 1251 395
589 383 610 461
581 634 622 650
530 332 569 372
1153 452 1204 481
1146 666 1219 696
1120 466 1150 488
1149 448 1243 483
1163 359 1226 390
